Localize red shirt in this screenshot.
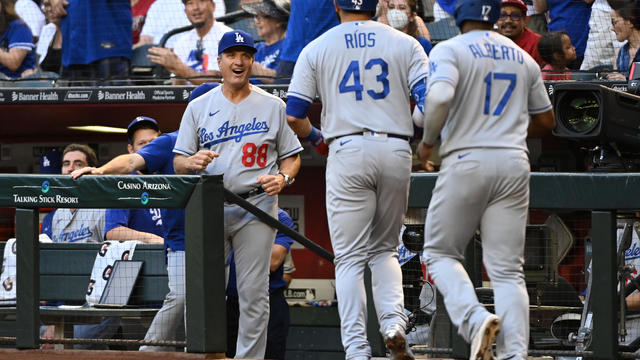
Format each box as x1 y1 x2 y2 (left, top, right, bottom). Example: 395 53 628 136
514 28 544 66
541 64 572 81
132 0 155 44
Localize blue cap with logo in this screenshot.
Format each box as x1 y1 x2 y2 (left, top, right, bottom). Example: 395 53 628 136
218 30 257 56
127 116 159 143
40 149 62 174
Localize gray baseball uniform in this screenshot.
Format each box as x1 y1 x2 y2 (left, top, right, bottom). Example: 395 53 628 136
46 209 106 243
173 85 303 359
287 20 429 359
423 30 552 360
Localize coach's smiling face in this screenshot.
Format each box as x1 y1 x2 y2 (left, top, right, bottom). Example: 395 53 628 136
218 48 254 89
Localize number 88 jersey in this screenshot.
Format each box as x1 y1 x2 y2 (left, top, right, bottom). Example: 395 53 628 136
287 20 429 140
427 30 552 158
173 85 303 194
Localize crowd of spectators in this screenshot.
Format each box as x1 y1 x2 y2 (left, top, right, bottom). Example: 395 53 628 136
1 0 640 83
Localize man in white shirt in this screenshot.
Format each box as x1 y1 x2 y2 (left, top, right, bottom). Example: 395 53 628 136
15 0 45 42
137 0 226 49
147 0 232 84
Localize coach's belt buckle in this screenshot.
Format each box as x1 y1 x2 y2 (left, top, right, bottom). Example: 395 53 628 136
364 131 387 138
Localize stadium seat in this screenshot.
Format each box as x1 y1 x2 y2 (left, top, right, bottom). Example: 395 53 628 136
426 17 459 43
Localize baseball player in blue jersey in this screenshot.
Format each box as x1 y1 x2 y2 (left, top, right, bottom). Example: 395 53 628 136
173 30 302 359
416 1 555 359
104 117 164 244
72 130 187 352
285 1 429 359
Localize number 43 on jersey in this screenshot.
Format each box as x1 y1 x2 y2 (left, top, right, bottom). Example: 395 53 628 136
339 58 390 100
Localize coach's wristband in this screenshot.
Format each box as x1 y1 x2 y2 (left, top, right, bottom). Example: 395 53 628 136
303 126 324 147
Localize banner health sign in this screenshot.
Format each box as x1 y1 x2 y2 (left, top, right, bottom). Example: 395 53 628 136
1 175 200 209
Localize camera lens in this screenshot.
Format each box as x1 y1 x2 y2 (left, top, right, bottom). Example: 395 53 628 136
559 91 600 134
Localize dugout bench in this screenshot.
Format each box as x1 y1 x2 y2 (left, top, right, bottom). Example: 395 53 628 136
0 242 168 349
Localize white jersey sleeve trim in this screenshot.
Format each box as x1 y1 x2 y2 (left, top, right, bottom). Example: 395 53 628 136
409 72 429 90
173 148 194 156
528 104 553 114
9 42 34 50
278 146 304 160
287 91 314 104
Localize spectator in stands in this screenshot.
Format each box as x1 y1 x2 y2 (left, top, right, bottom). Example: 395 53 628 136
274 0 338 80
147 0 232 84
35 0 61 73
533 0 592 69
0 0 37 78
50 0 132 84
377 0 432 55
607 2 640 80
136 0 225 49
14 0 44 42
524 0 548 35
104 116 164 245
242 0 289 82
226 208 295 360
432 0 454 21
580 0 621 70
132 0 155 46
538 31 576 81
497 0 544 65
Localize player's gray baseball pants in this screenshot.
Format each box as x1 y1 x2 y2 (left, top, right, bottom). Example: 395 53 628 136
224 193 277 359
424 148 530 360
140 250 185 351
326 134 411 360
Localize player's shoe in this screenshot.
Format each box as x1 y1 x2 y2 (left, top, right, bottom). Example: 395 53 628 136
383 324 415 360
470 314 500 360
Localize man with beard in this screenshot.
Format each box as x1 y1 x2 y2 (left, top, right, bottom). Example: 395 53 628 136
497 0 544 66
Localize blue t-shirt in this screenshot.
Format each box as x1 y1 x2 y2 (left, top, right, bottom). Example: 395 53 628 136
60 0 132 66
417 36 433 56
279 0 339 63
436 0 456 15
617 42 640 73
255 39 284 70
226 209 295 297
546 0 591 57
136 131 185 251
104 208 164 239
0 20 35 78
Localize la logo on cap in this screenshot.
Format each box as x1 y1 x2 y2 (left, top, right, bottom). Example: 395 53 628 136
235 32 244 43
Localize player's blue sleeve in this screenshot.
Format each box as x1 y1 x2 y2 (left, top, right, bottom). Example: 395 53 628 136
104 209 130 236
275 209 295 250
41 210 54 238
285 96 312 119
189 83 219 102
137 133 174 173
411 78 427 114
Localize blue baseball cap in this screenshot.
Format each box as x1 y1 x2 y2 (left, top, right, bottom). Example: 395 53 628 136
127 116 159 143
217 30 257 56
40 149 62 174
189 82 220 102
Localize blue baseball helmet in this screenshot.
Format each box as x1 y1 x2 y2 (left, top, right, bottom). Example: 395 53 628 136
453 0 501 27
335 0 378 12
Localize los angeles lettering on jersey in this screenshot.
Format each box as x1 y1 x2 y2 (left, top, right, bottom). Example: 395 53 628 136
198 117 270 148
55 225 94 242
344 31 375 48
468 43 524 64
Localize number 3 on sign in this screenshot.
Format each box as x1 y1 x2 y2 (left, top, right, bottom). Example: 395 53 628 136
242 142 268 167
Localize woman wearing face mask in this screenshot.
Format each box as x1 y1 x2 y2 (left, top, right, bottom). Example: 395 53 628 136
377 0 432 55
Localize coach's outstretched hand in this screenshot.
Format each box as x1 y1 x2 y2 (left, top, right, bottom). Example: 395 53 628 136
185 150 219 171
416 141 436 172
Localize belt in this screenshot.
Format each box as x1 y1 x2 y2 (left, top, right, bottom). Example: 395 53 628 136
332 131 410 143
237 187 265 200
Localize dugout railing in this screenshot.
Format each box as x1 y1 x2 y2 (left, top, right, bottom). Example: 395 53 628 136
0 172 637 358
409 172 640 360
